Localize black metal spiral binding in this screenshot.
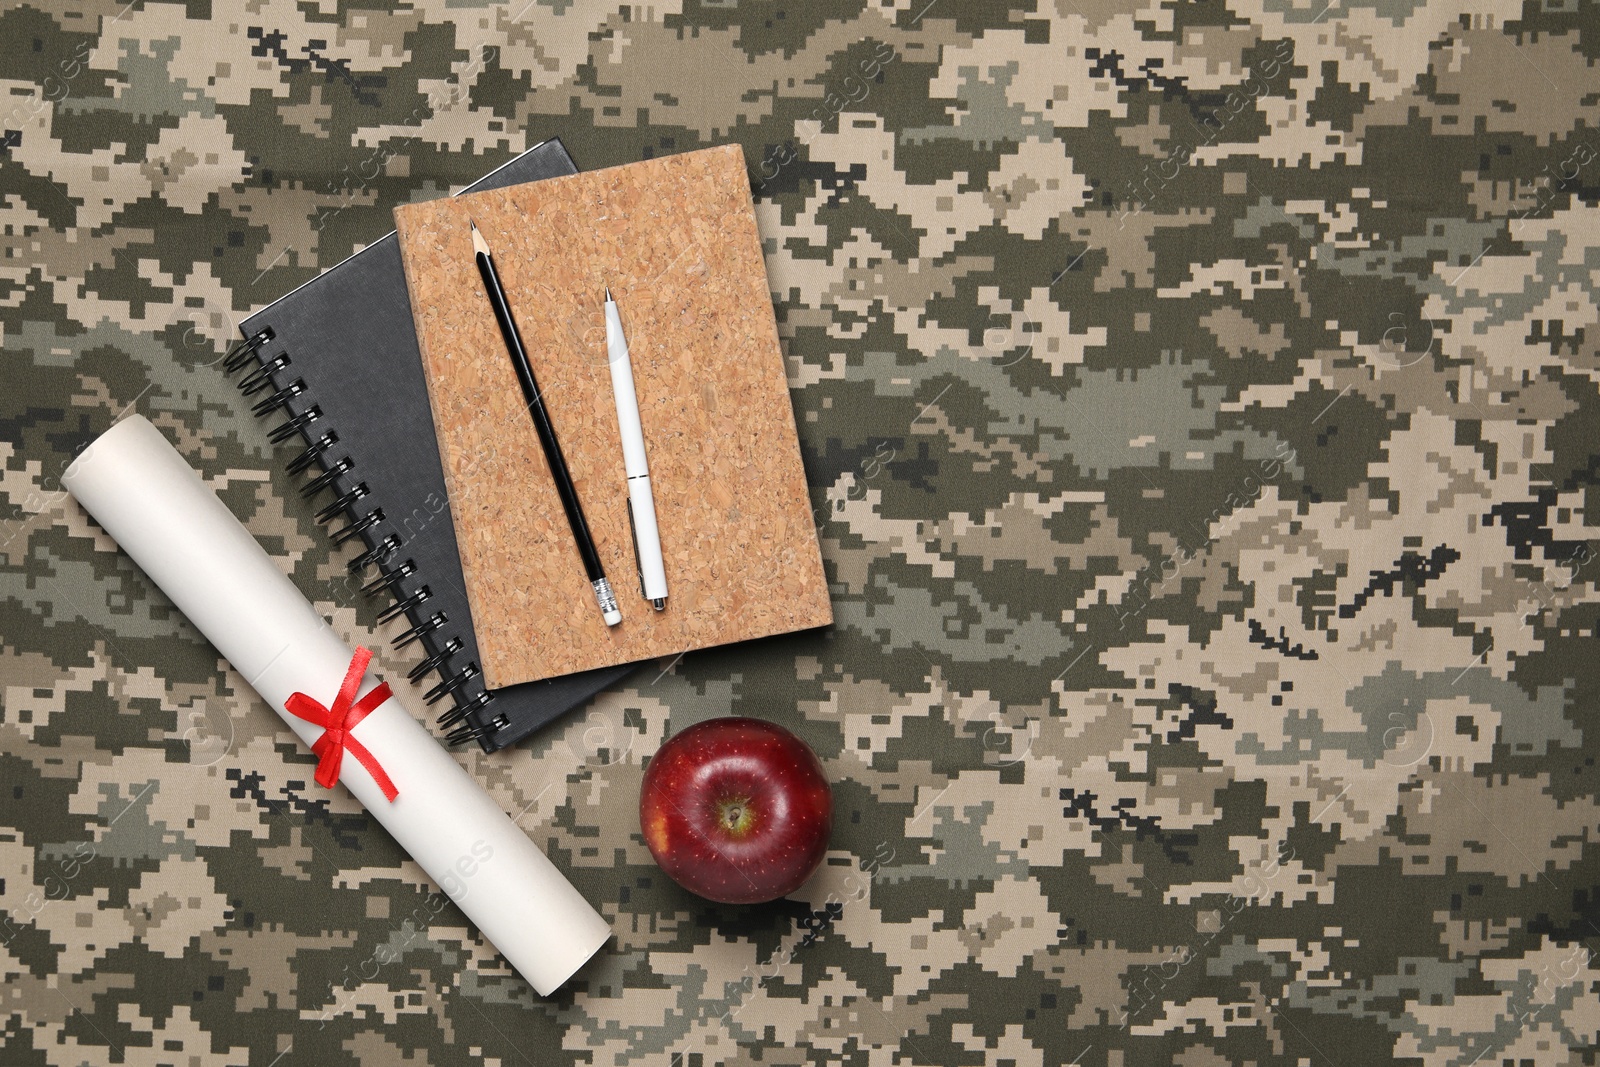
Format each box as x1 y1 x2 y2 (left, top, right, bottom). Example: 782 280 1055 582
315 483 368 525
329 507 382 547
268 405 321 444
439 691 494 732
377 585 430 625
301 457 354 498
286 431 339 476
445 699 506 747
361 559 415 597
251 379 306 417
223 327 274 373
223 328 503 749
392 611 448 651
348 533 400 573
408 636 461 682
239 355 290 396
425 662 480 707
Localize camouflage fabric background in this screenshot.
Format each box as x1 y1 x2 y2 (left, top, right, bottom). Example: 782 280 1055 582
3 0 1599 1063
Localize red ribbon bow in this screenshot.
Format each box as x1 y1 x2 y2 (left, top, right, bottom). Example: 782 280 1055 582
285 647 399 802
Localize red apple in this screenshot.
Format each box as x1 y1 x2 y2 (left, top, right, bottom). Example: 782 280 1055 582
639 717 832 905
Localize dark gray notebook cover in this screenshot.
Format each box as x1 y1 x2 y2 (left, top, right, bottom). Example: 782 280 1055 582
237 139 634 752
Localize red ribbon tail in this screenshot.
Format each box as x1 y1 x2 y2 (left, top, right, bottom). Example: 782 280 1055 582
344 738 400 803
310 733 344 791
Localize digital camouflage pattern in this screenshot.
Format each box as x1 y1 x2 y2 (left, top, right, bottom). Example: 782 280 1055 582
2 0 1599 1063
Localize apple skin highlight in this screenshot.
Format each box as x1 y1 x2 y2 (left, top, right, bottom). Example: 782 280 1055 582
639 717 833 905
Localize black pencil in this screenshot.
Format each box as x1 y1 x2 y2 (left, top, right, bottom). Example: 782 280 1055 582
470 219 621 627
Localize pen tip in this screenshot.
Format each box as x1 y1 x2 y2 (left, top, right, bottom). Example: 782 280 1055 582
605 285 612 302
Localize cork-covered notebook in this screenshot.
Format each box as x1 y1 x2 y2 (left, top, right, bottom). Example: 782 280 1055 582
392 145 832 689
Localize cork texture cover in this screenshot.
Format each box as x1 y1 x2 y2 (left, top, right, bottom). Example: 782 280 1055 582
392 145 832 689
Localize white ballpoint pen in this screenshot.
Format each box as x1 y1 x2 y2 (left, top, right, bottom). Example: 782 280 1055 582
603 287 669 610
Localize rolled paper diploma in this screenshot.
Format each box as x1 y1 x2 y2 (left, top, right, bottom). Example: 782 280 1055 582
62 415 610 995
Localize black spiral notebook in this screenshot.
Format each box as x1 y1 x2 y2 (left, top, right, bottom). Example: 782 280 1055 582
223 139 635 752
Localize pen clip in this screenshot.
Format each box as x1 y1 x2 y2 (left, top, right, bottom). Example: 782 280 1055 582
626 497 647 599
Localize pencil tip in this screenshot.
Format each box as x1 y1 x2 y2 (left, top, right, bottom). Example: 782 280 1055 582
470 221 490 257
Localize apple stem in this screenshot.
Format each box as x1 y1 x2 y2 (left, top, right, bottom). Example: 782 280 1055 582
717 797 755 835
